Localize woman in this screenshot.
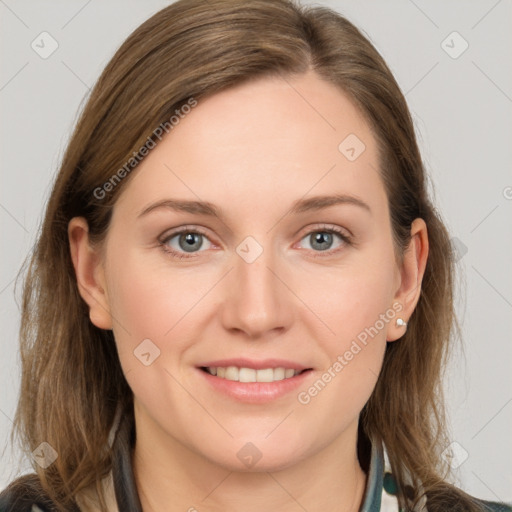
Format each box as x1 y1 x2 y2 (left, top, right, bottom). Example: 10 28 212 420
1 0 509 510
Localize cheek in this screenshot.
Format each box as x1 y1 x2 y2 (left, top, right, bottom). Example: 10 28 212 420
105 245 206 342
293 247 396 410
103 244 212 389
299 250 397 350
104 248 204 426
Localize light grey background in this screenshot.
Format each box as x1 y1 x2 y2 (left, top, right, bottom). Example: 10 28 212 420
1 0 511 503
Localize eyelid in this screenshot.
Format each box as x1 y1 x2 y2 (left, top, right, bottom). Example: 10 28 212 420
296 222 352 241
159 224 212 243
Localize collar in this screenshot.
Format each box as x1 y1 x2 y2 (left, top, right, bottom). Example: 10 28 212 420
360 435 385 511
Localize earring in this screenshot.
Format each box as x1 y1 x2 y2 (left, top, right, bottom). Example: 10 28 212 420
396 318 407 328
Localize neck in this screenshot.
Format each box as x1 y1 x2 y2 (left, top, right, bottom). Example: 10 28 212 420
132 408 368 512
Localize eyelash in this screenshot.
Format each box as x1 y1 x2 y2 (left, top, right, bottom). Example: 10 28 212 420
158 224 353 260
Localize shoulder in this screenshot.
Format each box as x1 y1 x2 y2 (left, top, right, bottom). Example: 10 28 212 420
0 474 52 512
0 474 79 512
381 470 512 512
0 473 113 512
474 498 512 512
378 439 512 512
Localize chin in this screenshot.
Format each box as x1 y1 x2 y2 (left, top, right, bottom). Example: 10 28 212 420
199 437 311 473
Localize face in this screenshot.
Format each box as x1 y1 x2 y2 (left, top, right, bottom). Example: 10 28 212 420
79 71 414 472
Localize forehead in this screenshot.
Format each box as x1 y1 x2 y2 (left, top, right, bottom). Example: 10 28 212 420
114 71 387 220
168 70 375 167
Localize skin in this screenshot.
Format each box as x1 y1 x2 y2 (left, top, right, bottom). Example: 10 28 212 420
69 70 428 511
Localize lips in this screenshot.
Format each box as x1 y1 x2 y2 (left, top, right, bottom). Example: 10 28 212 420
196 358 313 403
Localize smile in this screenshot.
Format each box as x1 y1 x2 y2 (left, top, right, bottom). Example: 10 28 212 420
197 360 314 403
201 366 306 382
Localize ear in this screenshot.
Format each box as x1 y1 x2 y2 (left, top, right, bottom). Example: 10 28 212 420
68 217 113 330
387 218 429 342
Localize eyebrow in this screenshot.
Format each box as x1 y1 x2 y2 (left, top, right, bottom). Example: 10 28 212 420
290 194 371 215
137 194 371 219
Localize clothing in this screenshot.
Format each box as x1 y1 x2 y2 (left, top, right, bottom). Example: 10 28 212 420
1 434 510 511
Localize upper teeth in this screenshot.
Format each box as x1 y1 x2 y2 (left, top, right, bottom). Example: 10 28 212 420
206 366 300 383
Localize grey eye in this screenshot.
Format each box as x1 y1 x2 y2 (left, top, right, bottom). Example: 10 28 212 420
164 231 212 254
309 232 334 251
300 231 345 252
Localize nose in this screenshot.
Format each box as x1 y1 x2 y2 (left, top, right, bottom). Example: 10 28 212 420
220 242 294 339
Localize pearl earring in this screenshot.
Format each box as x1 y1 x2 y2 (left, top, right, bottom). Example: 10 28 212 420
396 318 407 328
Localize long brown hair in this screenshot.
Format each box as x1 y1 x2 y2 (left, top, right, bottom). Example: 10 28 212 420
8 0 486 510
